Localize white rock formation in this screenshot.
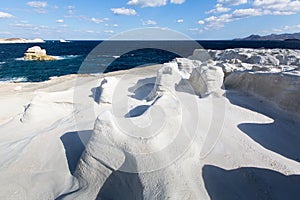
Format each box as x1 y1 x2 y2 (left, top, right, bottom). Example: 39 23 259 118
188 49 212 61
188 48 300 74
0 48 300 200
24 46 57 61
94 77 119 104
188 62 225 98
225 71 300 113
175 58 202 79
148 62 182 100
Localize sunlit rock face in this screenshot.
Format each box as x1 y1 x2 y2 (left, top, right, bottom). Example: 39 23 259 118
24 46 57 61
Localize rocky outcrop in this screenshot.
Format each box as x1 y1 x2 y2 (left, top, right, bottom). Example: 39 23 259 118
225 71 300 113
188 62 225 98
24 46 57 61
188 48 300 76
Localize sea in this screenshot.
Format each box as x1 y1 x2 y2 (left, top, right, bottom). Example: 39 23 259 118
0 40 300 83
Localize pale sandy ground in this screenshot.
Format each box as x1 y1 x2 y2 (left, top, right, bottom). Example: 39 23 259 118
0 57 299 199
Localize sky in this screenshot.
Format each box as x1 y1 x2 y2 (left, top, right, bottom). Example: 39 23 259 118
0 0 300 40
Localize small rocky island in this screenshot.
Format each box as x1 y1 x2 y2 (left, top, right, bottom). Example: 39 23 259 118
24 46 57 61
0 38 44 43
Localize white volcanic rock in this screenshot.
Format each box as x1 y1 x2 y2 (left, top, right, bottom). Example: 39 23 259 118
274 49 300 66
251 65 273 72
175 58 202 79
216 62 238 74
24 46 57 61
246 54 279 66
186 48 300 76
94 77 119 104
148 62 182 100
1 48 300 200
225 71 300 113
188 62 225 98
188 49 212 61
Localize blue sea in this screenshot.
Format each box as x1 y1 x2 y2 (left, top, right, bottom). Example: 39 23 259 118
0 40 300 83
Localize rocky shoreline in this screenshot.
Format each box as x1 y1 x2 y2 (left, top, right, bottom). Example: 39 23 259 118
0 48 299 199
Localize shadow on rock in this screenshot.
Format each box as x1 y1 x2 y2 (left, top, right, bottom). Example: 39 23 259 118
203 165 300 200
60 130 93 174
226 90 300 163
96 153 144 200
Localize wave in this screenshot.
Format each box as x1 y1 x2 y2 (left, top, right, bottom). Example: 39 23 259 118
53 55 81 60
0 62 5 65
0 77 28 83
99 55 121 59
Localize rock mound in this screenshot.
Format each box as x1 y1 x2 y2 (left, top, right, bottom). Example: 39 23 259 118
24 46 57 61
225 71 300 113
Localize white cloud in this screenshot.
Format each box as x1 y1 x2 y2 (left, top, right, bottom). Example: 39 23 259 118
26 1 48 8
203 4 299 31
127 0 167 7
189 28 199 31
0 31 11 35
204 14 234 30
113 24 119 27
272 10 295 15
206 4 231 14
170 0 186 4
188 28 204 34
283 24 300 30
126 0 186 7
10 23 33 28
142 19 157 25
105 30 114 33
217 0 248 6
271 23 300 33
253 0 300 12
253 0 288 7
176 19 184 23
91 17 103 24
56 19 64 23
202 0 300 31
0 12 14 18
67 5 75 15
111 7 137 16
232 8 264 18
198 20 205 25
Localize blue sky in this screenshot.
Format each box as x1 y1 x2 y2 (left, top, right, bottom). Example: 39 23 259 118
0 0 300 40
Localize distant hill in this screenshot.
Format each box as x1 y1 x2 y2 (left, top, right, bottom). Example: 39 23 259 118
234 33 300 41
0 38 44 44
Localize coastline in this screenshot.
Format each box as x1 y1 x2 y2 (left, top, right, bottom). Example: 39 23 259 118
0 48 299 199
0 38 45 44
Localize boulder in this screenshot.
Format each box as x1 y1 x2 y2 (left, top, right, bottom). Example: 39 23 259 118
188 49 211 62
175 58 201 79
24 46 57 61
188 64 225 98
148 62 182 100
